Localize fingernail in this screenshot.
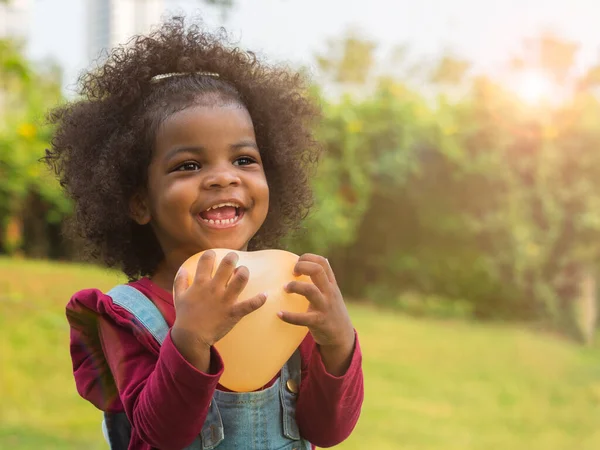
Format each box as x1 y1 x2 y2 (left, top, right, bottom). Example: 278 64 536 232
262 291 269 298
277 311 284 318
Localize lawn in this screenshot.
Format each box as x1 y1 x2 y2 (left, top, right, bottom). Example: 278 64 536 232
1 256 600 449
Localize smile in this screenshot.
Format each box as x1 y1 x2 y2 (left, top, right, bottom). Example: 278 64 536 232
198 202 246 229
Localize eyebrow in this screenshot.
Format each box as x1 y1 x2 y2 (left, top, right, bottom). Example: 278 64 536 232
163 140 259 163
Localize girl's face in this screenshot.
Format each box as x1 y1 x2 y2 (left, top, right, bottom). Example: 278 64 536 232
134 103 270 272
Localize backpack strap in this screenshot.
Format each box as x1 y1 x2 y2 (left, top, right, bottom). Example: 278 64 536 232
106 284 169 345
102 284 169 450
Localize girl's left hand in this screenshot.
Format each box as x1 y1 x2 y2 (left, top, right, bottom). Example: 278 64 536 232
278 253 356 376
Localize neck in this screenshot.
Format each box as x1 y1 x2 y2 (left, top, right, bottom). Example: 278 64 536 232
149 259 181 293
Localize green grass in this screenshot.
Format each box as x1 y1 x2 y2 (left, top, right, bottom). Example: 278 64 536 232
2 256 600 449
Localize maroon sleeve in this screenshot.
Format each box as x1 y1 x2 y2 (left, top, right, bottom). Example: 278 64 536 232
65 286 224 450
98 317 225 450
295 331 364 448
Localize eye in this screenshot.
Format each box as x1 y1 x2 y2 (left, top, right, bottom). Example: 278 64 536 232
174 161 201 172
233 156 257 166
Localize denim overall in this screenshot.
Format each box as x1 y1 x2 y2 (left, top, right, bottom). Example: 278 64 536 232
105 285 311 450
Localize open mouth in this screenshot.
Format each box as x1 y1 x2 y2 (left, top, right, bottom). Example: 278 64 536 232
198 202 245 227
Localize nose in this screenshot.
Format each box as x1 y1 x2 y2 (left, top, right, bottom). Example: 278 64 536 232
202 164 242 189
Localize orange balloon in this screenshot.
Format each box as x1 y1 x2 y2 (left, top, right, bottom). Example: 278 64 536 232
178 249 310 392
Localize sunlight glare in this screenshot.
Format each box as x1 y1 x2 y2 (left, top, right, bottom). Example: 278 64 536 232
513 70 554 104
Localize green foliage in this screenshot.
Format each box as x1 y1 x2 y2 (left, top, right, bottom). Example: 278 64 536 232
5 29 600 331
430 53 471 85
403 80 600 320
0 39 68 253
301 54 600 327
316 29 377 85
520 33 579 83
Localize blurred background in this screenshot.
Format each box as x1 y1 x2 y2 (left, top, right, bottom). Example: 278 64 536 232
2 0 600 448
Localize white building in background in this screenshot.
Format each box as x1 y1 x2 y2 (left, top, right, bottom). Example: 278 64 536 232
0 0 30 40
87 0 165 63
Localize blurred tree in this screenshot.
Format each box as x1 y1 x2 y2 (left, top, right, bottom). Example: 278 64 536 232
0 39 67 256
299 30 600 339
535 33 578 83
287 31 380 256
515 32 579 84
430 53 470 86
576 63 600 93
315 28 377 85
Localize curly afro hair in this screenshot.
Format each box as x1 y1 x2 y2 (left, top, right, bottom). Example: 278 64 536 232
44 17 321 280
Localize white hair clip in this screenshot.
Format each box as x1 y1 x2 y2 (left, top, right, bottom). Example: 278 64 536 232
150 71 220 83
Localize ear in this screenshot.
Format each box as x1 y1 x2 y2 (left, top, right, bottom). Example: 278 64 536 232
129 191 151 225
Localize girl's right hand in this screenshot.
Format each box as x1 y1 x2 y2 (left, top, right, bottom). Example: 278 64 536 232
171 250 267 371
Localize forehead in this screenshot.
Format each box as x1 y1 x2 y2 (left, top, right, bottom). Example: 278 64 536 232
154 104 256 151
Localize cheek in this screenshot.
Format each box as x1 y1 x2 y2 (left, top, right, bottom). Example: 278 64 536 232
256 176 270 213
150 179 195 218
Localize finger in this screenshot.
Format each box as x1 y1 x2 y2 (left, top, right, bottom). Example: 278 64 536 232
173 267 190 298
212 251 239 286
231 292 268 319
298 253 336 284
224 265 250 300
293 261 331 293
284 280 325 309
277 310 320 327
194 250 216 283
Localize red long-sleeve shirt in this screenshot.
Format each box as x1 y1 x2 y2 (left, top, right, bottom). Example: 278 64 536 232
67 278 363 449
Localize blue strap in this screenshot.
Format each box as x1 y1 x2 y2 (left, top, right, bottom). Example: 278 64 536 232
107 284 169 345
279 350 302 440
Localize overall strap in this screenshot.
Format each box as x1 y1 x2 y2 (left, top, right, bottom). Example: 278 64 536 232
102 285 170 450
106 284 169 345
279 349 302 440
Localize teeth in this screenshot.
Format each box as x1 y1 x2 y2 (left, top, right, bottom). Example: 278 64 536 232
206 202 241 211
202 216 239 225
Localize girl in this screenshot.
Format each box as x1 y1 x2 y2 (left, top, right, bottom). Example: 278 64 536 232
45 17 363 450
